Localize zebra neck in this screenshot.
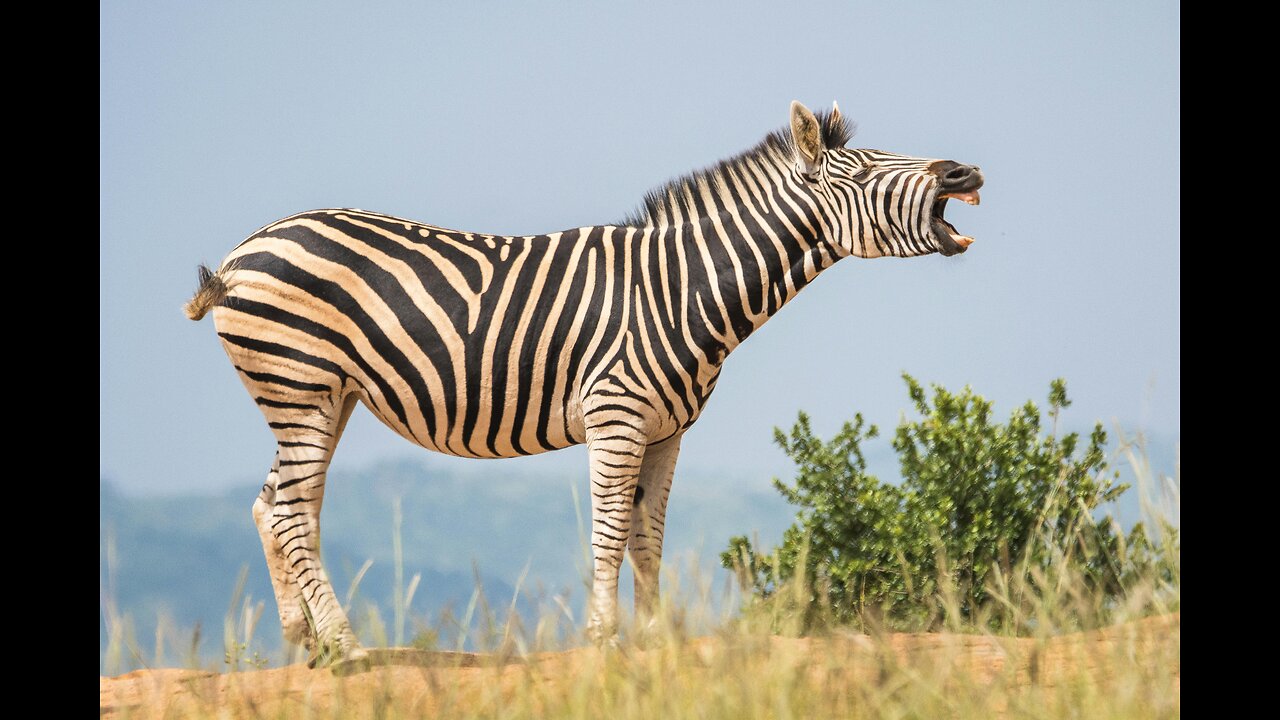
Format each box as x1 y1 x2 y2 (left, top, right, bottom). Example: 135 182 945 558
646 198 840 362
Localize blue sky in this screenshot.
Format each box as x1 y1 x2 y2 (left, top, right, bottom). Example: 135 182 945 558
101 1 1179 495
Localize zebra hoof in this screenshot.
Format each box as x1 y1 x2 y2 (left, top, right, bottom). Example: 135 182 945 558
630 617 663 649
330 648 372 676
587 628 622 651
307 641 368 672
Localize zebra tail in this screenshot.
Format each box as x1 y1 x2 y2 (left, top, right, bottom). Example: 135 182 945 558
183 262 234 321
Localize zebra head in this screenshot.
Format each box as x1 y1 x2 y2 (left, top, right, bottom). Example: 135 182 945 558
790 100 984 259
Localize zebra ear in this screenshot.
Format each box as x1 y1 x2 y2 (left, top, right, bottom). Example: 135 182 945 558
790 100 824 177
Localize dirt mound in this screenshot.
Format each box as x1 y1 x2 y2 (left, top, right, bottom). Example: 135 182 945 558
101 614 1178 718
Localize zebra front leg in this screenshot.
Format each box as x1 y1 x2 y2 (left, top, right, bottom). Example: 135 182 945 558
628 434 681 626
585 432 647 645
252 457 312 650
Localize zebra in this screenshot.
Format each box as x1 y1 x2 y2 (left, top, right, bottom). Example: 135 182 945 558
184 100 983 669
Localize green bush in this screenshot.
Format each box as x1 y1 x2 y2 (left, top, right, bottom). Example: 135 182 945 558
721 375 1173 634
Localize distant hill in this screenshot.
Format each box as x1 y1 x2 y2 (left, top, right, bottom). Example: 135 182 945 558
100 458 791 671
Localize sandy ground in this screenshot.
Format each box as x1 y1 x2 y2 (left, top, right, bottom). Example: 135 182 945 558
101 613 1178 718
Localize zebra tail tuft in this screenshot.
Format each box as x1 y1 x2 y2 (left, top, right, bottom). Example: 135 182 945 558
184 263 233 321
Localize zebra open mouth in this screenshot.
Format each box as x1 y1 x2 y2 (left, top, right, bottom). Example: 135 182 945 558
931 190 980 256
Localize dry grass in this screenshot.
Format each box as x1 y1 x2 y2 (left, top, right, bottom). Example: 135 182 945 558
101 612 1178 719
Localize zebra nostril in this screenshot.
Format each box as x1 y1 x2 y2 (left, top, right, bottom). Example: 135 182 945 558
945 167 969 180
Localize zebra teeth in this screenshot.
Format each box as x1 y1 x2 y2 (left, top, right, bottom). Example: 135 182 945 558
941 190 981 206
953 235 974 248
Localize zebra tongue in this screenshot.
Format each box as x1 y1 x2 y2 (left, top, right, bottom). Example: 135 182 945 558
942 190 981 206
953 235 974 248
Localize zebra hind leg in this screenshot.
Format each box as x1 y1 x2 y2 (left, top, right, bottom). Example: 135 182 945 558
258 393 367 671
252 457 313 652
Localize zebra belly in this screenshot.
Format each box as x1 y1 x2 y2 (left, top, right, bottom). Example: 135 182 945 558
355 384 585 459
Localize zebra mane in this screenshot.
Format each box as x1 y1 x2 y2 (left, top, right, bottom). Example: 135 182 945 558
619 109 854 228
